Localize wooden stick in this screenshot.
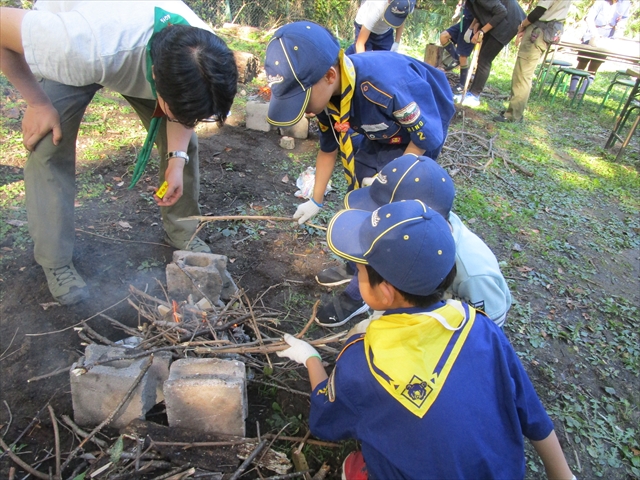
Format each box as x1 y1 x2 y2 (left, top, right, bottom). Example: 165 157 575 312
181 215 293 223
60 415 107 448
229 439 268 480
296 301 320 339
150 439 254 448
60 355 153 473
47 406 61 479
262 434 339 448
0 437 49 480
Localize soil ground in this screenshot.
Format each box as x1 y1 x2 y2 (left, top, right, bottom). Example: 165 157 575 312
1 84 639 478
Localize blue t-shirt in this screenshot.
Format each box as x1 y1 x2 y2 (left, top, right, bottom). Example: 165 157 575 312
309 302 553 480
317 52 455 161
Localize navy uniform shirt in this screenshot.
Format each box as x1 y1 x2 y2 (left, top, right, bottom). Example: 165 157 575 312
309 302 554 480
317 52 455 163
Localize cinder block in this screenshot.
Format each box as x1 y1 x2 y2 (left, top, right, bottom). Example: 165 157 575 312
164 358 247 436
245 101 271 132
279 136 295 149
166 251 238 304
279 117 309 139
71 345 170 429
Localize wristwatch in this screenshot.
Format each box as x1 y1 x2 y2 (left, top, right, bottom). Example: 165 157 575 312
166 150 189 165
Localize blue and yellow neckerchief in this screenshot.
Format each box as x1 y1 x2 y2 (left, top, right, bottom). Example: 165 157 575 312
364 300 476 418
325 51 358 189
129 7 190 188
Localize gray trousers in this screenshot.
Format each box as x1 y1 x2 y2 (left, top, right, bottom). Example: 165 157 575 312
504 24 548 122
25 79 201 268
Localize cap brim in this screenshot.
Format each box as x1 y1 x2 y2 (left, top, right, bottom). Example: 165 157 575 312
326 209 371 264
344 188 379 212
267 88 311 127
383 10 406 28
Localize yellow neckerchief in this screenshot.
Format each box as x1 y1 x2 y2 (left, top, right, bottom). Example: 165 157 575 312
364 300 476 418
325 51 358 189
129 7 190 188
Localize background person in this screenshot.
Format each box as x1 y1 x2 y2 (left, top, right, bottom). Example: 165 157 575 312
568 0 631 100
440 0 475 93
345 0 416 54
495 0 571 123
456 0 525 107
276 199 576 480
0 2 238 305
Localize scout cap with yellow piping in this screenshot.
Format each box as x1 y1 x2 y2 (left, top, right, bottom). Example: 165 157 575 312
383 0 416 28
327 200 456 296
344 154 455 218
265 21 340 127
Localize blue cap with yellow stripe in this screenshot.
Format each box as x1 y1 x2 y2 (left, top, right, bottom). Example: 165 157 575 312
265 21 339 127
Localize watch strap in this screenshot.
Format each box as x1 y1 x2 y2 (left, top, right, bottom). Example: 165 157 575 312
166 150 189 165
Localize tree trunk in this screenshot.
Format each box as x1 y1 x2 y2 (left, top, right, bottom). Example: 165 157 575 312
424 44 443 68
234 51 260 85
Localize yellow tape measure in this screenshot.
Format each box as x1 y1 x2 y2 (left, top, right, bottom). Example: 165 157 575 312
156 181 169 199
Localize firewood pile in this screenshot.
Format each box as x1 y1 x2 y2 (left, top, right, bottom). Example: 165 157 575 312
4 286 345 480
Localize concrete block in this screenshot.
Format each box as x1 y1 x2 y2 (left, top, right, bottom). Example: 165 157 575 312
71 345 170 429
245 101 271 132
279 117 309 139
279 136 295 149
166 251 238 304
164 358 247 436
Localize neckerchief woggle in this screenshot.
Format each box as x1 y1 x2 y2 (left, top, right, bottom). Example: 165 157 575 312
364 300 476 417
129 7 190 188
325 51 359 189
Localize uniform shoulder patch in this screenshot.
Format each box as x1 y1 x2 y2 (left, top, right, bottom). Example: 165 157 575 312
393 102 421 125
360 81 393 108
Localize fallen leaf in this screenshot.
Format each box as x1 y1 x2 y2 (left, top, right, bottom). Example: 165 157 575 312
558 267 564 274
281 174 289 183
512 243 523 252
229 258 236 263
5 107 20 119
113 176 122 182
117 181 124 187
118 221 132 229
516 266 533 273
19 267 26 272
40 302 60 310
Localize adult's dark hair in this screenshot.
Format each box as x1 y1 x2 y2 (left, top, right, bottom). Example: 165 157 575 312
365 263 457 308
151 25 238 128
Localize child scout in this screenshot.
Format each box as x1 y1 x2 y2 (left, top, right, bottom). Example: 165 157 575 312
263 21 455 225
276 200 576 480
345 153 512 327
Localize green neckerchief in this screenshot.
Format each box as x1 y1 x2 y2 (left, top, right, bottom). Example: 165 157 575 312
129 7 191 188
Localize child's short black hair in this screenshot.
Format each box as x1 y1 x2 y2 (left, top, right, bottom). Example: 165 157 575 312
365 263 457 308
151 25 238 128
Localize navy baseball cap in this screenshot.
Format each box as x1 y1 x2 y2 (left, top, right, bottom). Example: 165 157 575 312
344 154 455 219
384 0 416 28
327 200 456 296
264 21 340 127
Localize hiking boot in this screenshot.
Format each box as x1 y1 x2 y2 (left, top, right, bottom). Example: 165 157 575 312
452 83 464 94
315 292 370 328
43 262 89 305
164 235 211 253
315 263 354 287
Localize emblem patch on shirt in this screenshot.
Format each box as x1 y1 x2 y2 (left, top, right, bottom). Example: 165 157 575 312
361 123 389 132
470 300 485 311
401 375 432 408
394 102 421 125
389 136 402 144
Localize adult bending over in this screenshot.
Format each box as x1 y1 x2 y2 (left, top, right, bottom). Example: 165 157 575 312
0 1 238 305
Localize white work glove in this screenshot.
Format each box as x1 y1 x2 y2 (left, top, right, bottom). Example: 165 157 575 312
463 28 473 44
276 333 321 365
361 176 375 187
390 42 400 52
293 199 321 225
